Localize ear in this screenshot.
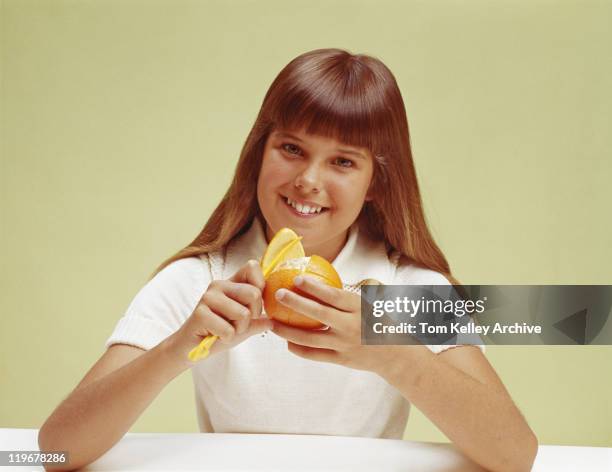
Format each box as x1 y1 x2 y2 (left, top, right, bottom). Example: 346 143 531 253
364 186 375 202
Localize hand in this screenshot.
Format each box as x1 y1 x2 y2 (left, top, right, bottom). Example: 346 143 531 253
168 260 273 365
270 275 393 374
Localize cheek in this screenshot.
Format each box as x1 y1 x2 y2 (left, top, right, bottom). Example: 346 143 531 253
259 155 292 188
257 159 291 211
328 177 369 205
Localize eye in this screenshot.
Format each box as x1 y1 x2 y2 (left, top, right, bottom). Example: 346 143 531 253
281 143 302 155
334 157 355 168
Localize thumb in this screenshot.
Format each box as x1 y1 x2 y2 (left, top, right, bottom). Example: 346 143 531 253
229 318 273 349
230 259 265 292
247 318 274 335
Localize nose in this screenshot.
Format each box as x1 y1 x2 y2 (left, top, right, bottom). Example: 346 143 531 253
294 163 321 194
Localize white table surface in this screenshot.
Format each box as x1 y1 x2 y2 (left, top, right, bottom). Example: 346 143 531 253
1 428 610 471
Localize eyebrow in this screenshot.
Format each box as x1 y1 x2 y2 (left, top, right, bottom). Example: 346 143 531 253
275 132 367 160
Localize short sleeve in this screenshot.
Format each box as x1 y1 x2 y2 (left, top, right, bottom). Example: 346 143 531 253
394 261 486 354
105 257 210 350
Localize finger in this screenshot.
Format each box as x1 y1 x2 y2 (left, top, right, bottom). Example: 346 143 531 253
271 320 337 350
287 341 341 364
230 259 266 292
218 280 263 320
204 290 253 335
193 304 236 343
203 289 251 322
293 275 358 313
274 287 345 329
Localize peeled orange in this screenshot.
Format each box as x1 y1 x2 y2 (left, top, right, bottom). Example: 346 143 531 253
260 227 343 329
263 255 343 329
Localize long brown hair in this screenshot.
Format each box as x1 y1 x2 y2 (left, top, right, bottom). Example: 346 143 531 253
151 48 456 284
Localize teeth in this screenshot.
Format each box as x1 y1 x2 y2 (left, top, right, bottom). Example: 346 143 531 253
286 197 324 214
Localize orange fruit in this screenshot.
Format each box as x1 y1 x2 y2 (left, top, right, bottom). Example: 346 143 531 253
263 255 343 329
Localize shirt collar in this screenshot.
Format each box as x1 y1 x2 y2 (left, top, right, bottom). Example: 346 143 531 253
222 218 394 286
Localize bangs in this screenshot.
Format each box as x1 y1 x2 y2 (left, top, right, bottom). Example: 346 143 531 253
264 55 396 157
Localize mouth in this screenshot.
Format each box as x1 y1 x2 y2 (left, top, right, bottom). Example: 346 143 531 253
280 195 330 218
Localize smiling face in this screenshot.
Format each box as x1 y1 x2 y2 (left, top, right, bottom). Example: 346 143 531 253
256 128 375 263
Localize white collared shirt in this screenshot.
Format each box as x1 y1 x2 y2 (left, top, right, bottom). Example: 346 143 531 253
106 217 475 438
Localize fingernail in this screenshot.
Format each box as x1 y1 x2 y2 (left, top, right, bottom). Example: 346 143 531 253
294 276 303 286
275 289 286 301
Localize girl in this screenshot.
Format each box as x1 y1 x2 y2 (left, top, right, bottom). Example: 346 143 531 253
39 48 537 471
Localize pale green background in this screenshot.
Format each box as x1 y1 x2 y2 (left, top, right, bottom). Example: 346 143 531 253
1 0 611 447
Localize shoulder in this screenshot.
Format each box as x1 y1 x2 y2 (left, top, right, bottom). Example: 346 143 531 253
105 256 211 350
392 254 450 286
133 256 211 311
132 256 212 318
153 256 210 287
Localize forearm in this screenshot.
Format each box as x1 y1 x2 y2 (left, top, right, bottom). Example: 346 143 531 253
38 338 189 471
379 346 537 472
